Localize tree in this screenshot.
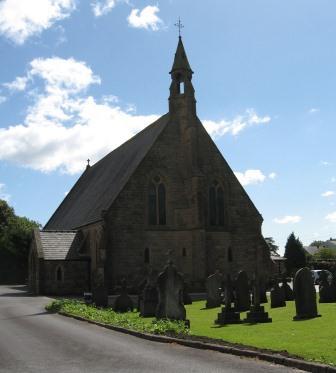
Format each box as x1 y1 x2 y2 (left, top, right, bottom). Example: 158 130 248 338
0 200 40 283
264 237 279 255
313 248 336 260
284 232 306 274
309 240 325 248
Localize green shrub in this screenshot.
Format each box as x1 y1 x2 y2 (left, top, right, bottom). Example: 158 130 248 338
45 299 189 336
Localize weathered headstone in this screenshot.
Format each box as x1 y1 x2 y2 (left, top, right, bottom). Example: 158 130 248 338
114 279 134 313
280 277 294 301
331 272 336 302
293 267 320 320
270 280 286 308
92 268 108 307
92 287 108 307
156 261 187 322
216 275 241 325
244 273 272 323
234 270 250 312
319 271 334 303
259 276 268 304
139 270 158 317
183 283 192 305
205 270 222 308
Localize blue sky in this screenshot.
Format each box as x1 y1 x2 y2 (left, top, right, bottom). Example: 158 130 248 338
1 0 336 253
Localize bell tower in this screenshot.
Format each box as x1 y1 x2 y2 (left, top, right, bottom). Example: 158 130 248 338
169 35 196 117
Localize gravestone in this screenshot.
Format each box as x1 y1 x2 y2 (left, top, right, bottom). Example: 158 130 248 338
216 274 241 325
293 267 320 320
183 283 192 305
139 273 158 317
114 279 134 313
92 287 108 307
205 270 222 308
331 272 336 302
259 276 268 304
280 277 294 301
156 261 187 322
234 270 250 312
270 280 286 308
244 273 272 323
92 268 108 307
319 271 334 303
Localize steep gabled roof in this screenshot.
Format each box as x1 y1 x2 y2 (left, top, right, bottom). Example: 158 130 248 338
45 113 170 230
39 230 82 260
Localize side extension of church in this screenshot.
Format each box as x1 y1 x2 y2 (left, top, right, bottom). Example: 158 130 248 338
28 37 271 295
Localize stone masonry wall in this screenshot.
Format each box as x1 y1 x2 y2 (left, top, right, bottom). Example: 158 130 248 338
104 114 270 292
41 260 90 295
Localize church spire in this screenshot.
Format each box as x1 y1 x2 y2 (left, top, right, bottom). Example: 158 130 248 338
169 32 196 116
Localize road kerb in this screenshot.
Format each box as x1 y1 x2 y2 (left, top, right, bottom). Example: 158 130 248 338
57 311 336 373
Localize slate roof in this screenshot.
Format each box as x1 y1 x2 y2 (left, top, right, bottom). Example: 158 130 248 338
38 230 83 260
44 113 170 230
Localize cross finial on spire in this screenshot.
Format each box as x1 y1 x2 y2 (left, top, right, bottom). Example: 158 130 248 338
174 17 184 37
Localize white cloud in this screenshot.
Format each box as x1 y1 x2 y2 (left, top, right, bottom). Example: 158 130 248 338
322 191 335 198
268 172 277 179
321 160 332 166
309 108 319 114
0 96 6 104
325 212 336 223
0 58 272 176
332 177 336 183
3 76 29 92
0 0 76 44
203 109 271 137
273 215 302 224
0 183 10 202
91 0 117 17
0 57 159 174
127 5 163 31
234 169 266 186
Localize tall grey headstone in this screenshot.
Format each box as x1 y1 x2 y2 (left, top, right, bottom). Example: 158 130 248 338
156 261 187 322
270 280 286 308
293 267 320 320
234 270 250 312
205 271 222 308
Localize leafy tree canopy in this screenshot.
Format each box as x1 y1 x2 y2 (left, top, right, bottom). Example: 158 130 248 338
0 199 40 282
284 232 306 274
265 237 279 255
313 247 336 260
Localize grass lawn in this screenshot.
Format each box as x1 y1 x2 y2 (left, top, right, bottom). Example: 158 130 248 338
186 300 336 366
47 298 336 366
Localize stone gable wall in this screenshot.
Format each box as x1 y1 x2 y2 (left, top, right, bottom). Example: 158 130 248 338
104 115 271 292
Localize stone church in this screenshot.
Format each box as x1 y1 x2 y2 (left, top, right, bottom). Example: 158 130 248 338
28 37 271 295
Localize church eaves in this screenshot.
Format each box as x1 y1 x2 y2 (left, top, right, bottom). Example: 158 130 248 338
44 114 170 230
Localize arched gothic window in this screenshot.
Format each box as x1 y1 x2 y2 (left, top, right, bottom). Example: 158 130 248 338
209 181 225 226
228 247 233 263
56 266 64 282
148 176 166 225
144 248 150 264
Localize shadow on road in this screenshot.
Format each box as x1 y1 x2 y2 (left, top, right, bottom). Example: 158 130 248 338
0 311 50 321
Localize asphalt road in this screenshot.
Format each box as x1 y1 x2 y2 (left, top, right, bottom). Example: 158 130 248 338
0 285 302 373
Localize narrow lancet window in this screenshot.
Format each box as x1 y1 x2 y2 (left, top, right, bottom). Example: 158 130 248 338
148 182 157 225
144 248 150 264
56 266 63 282
209 183 225 226
148 177 166 225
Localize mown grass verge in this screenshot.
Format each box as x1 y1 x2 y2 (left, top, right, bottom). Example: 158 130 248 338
46 299 189 337
46 298 336 367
